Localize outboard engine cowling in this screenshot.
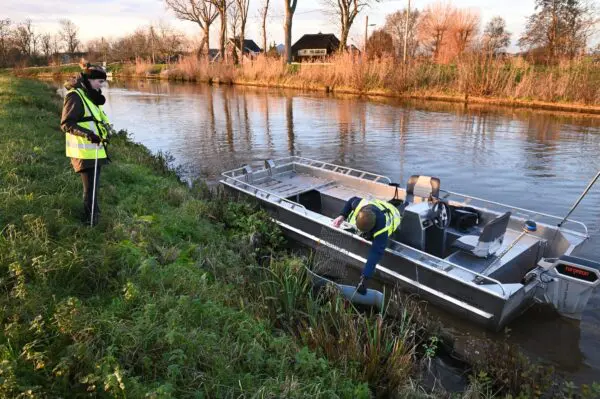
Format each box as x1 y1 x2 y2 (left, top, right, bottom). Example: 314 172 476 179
537 255 600 320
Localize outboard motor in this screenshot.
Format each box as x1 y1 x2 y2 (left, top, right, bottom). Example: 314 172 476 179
533 255 600 319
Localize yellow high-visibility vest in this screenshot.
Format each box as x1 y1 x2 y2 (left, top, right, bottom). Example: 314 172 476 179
65 88 110 159
348 198 401 237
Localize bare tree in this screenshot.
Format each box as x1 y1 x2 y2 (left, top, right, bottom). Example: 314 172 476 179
0 19 12 65
229 0 241 63
283 0 297 63
40 33 52 59
14 19 35 56
235 0 250 62
260 0 270 54
482 16 511 55
322 0 378 51
165 0 218 56
51 34 62 60
366 28 395 58
519 0 598 62
451 9 480 56
59 19 80 54
155 21 187 63
209 0 230 61
384 8 420 59
418 2 454 61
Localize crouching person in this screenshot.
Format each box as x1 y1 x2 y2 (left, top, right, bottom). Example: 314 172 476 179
332 197 401 294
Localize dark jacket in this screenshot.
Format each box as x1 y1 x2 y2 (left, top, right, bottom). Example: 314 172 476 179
61 75 108 173
339 196 389 279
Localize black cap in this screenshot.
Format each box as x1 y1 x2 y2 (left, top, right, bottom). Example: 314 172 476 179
83 64 107 80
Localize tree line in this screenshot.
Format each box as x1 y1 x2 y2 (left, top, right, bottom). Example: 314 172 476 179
1 0 597 68
369 0 597 63
0 18 189 68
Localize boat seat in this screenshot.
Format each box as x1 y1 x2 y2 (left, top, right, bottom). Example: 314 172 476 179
405 175 440 205
452 212 511 258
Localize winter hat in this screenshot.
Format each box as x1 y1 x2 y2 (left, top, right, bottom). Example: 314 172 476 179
80 59 107 80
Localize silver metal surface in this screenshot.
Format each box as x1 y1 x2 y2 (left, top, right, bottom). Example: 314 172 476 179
220 157 594 330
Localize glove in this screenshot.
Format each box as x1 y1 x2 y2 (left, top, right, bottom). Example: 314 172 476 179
356 276 367 295
87 133 102 144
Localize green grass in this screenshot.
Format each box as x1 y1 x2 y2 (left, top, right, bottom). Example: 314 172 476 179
0 76 373 397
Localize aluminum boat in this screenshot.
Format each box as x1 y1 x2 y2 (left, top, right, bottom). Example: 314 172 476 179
220 156 600 330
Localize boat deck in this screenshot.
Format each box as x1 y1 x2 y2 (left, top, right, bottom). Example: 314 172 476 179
444 229 541 278
254 172 338 198
254 171 396 203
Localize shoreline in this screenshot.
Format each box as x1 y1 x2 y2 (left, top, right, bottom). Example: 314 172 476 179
16 69 600 117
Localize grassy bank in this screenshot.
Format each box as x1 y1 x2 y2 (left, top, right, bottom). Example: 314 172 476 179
0 75 375 397
1 75 599 398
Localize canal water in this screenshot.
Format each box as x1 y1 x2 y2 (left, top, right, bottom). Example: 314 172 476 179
101 79 600 384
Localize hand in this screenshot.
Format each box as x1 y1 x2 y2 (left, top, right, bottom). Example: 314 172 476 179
332 215 345 228
87 133 102 144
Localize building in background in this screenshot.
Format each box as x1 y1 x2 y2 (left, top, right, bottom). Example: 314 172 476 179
291 33 340 62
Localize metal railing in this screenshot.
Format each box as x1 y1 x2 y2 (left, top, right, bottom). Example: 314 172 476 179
290 156 393 184
328 220 508 298
440 189 589 238
221 173 308 215
222 156 393 185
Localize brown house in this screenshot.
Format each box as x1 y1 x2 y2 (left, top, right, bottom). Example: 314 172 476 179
291 33 340 62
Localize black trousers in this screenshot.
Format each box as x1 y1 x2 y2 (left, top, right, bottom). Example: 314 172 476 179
79 165 101 224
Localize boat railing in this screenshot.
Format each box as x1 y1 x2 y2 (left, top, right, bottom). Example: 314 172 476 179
389 239 508 298
332 222 508 298
221 172 309 215
277 156 393 184
440 189 589 238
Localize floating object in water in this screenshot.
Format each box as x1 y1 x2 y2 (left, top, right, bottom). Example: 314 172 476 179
307 267 384 310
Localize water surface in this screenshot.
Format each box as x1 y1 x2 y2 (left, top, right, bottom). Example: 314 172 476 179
101 79 600 383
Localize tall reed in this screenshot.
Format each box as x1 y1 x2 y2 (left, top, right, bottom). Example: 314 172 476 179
166 54 600 105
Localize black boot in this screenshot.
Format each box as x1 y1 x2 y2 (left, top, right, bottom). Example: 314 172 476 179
80 167 101 226
81 203 99 226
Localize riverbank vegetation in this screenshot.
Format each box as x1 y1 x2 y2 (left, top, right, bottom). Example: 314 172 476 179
2 75 600 397
3 0 599 112
164 53 600 107
12 54 600 113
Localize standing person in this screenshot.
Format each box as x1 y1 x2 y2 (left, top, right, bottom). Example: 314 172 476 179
61 60 110 225
331 197 401 294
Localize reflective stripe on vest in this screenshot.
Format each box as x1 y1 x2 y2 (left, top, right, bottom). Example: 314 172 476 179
65 88 109 159
348 198 402 238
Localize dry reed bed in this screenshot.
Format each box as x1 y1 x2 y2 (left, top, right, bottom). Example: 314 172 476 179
159 54 600 107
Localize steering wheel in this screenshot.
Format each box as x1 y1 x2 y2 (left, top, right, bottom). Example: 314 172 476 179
431 201 451 229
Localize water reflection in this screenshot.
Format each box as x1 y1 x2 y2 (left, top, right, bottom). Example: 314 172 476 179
286 96 295 155
102 79 600 383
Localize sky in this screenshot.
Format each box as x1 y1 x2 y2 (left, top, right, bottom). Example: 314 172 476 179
3 0 598 52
